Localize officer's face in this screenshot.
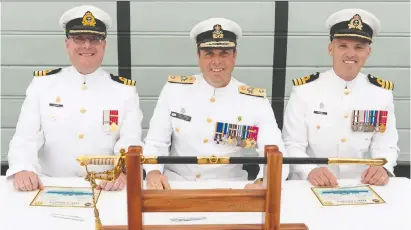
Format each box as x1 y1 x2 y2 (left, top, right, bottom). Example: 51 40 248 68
197 48 237 88
328 38 371 79
65 35 106 74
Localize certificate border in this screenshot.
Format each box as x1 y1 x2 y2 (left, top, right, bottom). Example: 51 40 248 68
311 185 385 206
30 186 101 208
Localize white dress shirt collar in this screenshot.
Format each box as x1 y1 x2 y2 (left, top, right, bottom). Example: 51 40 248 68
330 68 363 90
198 73 238 98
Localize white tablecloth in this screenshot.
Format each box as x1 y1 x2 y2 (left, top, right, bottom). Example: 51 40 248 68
0 176 410 230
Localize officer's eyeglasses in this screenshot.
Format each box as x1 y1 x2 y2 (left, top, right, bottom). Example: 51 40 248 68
69 35 105 45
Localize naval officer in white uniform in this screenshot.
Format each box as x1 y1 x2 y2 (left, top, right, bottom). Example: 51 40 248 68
7 5 143 191
143 18 289 189
282 9 399 186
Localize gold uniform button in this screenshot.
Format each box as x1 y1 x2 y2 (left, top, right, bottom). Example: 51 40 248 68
203 139 209 143
210 97 216 103
175 128 180 132
78 134 84 139
344 114 348 118
344 89 350 95
341 138 347 143
80 108 86 114
207 118 212 123
316 124 321 129
82 84 87 90
196 173 201 179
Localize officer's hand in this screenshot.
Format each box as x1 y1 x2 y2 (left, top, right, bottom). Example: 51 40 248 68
244 183 264 189
13 170 43 191
308 167 338 187
361 166 389 186
99 172 126 191
146 170 171 190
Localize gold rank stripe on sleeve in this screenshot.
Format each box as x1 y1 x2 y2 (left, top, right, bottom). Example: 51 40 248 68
110 74 136 86
379 80 393 90
33 68 62 77
34 70 50 76
238 85 266 98
292 72 320 86
119 77 136 86
168 75 196 84
367 74 394 90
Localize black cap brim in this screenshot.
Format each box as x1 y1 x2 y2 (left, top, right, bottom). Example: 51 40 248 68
65 17 107 37
198 40 236 49
332 29 372 43
68 29 106 37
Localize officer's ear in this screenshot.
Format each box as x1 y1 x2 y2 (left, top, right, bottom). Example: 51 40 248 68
328 42 333 56
101 39 107 50
196 47 202 61
65 38 70 50
196 49 201 66
367 43 372 56
233 48 237 58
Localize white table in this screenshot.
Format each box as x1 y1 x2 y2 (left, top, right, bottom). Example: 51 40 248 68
1 176 410 230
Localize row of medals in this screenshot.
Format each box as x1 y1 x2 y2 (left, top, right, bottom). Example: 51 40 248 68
214 134 257 148
351 110 387 133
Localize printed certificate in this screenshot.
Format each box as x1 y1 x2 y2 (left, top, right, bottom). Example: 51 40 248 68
311 185 385 206
30 186 101 208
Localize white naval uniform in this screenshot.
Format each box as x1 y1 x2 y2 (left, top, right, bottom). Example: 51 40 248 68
6 66 143 178
283 69 399 180
143 74 289 181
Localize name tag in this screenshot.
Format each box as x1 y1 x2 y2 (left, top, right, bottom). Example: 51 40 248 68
49 103 63 108
314 111 327 115
170 111 191 122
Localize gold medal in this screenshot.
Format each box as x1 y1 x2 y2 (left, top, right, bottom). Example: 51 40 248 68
379 124 386 133
244 138 252 148
250 139 256 148
227 136 233 144
110 123 118 132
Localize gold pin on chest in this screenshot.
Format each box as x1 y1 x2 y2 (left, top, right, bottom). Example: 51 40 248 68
344 85 350 95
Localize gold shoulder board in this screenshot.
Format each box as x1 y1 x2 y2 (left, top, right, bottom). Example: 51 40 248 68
110 74 136 86
168 75 196 84
292 72 320 86
238 85 266 98
367 74 394 90
33 68 62 77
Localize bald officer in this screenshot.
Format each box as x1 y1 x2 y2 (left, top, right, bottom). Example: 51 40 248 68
143 18 289 189
7 5 143 191
283 9 399 186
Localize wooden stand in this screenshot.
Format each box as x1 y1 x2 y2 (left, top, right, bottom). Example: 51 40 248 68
104 145 308 230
